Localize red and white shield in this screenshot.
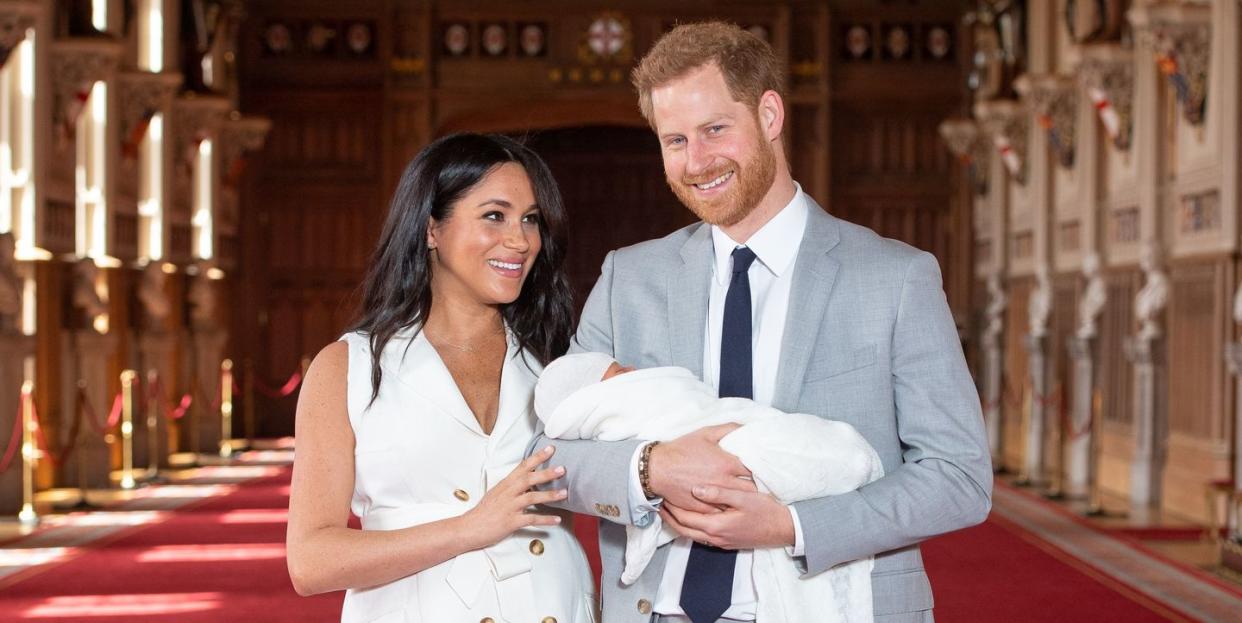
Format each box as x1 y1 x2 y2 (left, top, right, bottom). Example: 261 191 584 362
445 24 469 56
588 17 625 58
483 24 507 56
521 24 545 57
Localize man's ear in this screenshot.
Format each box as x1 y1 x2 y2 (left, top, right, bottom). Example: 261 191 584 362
758 90 785 141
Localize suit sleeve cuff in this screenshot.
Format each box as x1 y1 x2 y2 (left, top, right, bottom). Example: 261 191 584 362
786 505 806 558
627 442 662 527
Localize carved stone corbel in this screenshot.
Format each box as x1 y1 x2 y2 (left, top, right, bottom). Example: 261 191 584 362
1130 4 1211 126
51 38 123 142
0 1 39 69
1078 45 1134 151
117 71 182 158
1015 73 1077 169
974 99 1029 186
939 118 991 197
218 113 271 189
170 95 230 213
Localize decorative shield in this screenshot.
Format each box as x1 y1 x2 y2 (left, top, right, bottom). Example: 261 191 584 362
443 23 470 57
519 23 546 57
482 23 507 57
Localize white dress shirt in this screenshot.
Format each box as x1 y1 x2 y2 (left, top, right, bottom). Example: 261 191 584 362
626 186 810 620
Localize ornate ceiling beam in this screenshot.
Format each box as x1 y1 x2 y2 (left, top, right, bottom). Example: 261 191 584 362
939 117 991 197
51 37 123 141
117 71 182 159
0 0 40 69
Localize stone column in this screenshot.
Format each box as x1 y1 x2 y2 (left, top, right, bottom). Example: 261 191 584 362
1066 336 1094 497
1227 286 1242 539
1126 241 1169 507
59 260 119 491
978 274 1007 466
1124 335 1166 507
1021 266 1053 485
187 264 227 456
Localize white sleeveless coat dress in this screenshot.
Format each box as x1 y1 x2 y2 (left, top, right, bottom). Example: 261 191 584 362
339 329 597 623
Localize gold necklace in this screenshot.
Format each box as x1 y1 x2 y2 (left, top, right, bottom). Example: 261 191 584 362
425 326 504 354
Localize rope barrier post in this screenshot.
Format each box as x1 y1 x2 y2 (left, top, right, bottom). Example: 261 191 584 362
144 369 161 481
1014 384 1033 486
18 381 38 527
243 358 256 443
1044 386 1067 501
1085 388 1112 517
219 359 234 459
119 370 137 490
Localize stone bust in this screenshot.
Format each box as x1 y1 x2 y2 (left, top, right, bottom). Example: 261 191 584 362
1134 241 1168 341
1076 253 1107 340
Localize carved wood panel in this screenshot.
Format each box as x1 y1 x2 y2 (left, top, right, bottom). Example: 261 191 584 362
1048 274 1079 480
1099 269 1140 426
1166 259 1229 440
1002 276 1032 471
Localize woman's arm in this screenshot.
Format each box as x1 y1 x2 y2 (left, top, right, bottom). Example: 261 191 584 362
285 341 567 595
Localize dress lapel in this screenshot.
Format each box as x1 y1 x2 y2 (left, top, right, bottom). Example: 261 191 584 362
667 224 713 376
386 330 487 437
773 202 842 413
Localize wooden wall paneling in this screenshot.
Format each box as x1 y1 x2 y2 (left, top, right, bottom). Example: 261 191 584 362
1161 257 1233 521
1097 267 1140 498
1048 273 1079 488
1003 276 1032 472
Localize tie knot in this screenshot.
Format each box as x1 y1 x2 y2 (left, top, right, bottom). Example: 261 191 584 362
731 246 757 274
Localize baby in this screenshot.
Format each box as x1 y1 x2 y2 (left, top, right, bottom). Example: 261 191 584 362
535 352 884 623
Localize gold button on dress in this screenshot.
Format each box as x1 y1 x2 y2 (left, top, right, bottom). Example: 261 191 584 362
637 599 652 614
454 489 470 501
529 539 545 555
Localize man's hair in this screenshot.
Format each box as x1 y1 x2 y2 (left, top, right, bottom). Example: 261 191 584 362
631 21 785 128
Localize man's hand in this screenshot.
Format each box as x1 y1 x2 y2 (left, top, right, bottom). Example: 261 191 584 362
660 485 796 550
648 424 751 514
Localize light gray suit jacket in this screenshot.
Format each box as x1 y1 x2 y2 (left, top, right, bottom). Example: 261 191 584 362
535 201 992 622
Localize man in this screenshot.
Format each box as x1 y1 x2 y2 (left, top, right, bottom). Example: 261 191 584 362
536 22 992 622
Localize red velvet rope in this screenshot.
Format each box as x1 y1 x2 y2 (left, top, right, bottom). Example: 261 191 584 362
31 395 75 467
248 369 303 399
146 377 193 421
0 397 22 473
80 388 124 437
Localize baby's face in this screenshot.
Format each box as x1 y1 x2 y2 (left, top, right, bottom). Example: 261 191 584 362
601 362 635 381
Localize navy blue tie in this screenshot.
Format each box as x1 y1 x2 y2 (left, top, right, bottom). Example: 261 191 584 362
680 246 756 623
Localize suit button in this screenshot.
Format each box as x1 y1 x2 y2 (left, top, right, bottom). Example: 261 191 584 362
541 618 557 623
454 489 470 502
637 599 652 614
529 539 545 555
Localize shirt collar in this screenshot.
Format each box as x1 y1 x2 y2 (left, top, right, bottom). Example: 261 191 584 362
710 183 809 285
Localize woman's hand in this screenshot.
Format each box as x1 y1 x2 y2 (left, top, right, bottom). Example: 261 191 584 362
461 446 568 549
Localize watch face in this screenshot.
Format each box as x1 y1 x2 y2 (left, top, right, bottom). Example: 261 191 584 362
444 23 470 56
482 23 507 56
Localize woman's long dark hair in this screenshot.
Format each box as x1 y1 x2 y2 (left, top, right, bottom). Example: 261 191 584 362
350 133 574 404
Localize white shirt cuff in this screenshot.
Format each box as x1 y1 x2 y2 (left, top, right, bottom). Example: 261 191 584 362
786 505 806 557
626 442 662 527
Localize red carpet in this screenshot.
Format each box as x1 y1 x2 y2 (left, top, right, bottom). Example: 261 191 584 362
923 515 1185 622
0 469 342 622
0 464 1220 622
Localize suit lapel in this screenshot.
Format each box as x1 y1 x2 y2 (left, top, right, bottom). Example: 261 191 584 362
667 223 712 376
387 331 487 436
773 202 842 413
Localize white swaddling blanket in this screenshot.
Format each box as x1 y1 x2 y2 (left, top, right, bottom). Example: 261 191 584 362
537 365 884 623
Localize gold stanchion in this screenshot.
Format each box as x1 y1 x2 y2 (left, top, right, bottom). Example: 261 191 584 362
243 359 256 442
119 370 137 489
144 369 161 480
1014 384 1033 486
18 381 38 526
1085 389 1109 516
218 359 234 458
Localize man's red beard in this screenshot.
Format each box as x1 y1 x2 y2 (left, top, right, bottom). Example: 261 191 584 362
667 133 777 228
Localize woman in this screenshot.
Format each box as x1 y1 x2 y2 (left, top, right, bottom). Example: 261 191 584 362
287 133 595 622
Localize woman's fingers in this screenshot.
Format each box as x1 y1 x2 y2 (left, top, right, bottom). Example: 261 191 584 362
523 512 563 527
520 488 567 507
526 465 566 487
520 445 556 471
